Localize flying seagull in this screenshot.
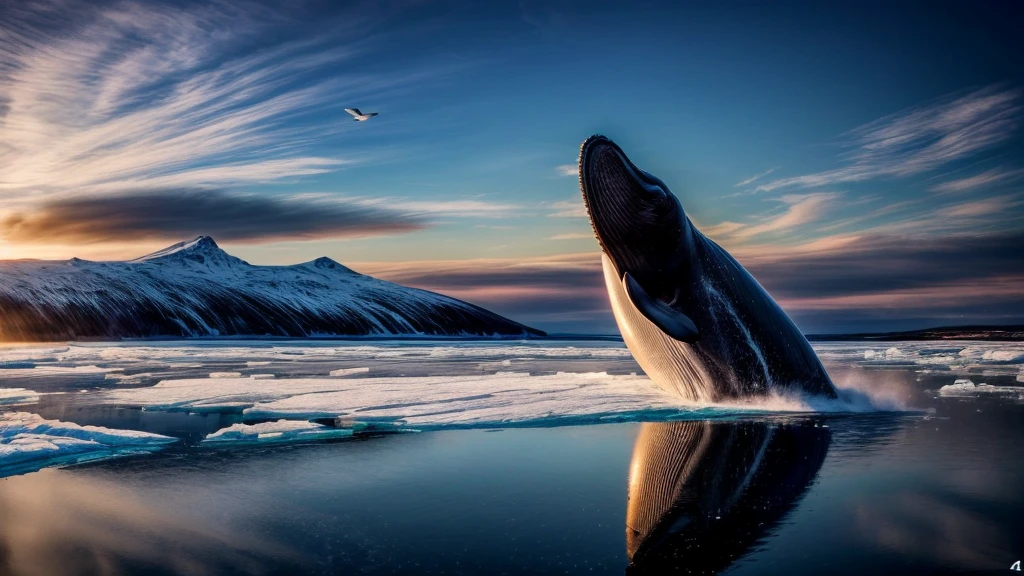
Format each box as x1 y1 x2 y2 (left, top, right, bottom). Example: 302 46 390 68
345 108 378 122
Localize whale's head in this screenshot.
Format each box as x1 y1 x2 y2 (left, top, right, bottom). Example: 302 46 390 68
579 135 692 298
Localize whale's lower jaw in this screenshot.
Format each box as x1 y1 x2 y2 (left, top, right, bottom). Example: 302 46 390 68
602 254 718 403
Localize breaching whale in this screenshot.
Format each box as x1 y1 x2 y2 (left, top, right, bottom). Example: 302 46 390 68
579 135 837 401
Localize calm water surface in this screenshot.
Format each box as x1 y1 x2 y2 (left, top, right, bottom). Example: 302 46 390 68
0 340 1021 574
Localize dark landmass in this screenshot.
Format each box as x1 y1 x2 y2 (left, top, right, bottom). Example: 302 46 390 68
807 325 1024 342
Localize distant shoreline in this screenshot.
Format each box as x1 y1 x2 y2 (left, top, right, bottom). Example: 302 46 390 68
806 325 1024 342
0 333 624 345
3 326 1023 345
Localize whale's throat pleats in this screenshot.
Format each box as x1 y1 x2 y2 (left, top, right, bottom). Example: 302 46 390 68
626 421 713 558
602 253 715 402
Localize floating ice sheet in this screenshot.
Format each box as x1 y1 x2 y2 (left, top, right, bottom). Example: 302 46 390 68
812 341 1024 379
103 372 692 428
202 420 354 444
0 365 123 379
0 342 632 366
100 369 906 432
938 378 1024 398
0 412 177 477
2 340 1020 370
329 367 369 377
0 388 40 406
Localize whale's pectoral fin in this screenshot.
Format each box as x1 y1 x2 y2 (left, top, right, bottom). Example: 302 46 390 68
623 272 700 343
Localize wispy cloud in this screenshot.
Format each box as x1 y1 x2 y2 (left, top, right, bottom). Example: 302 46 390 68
734 167 778 187
700 192 839 242
737 232 1024 313
555 164 578 177
548 233 592 240
930 167 1024 194
936 194 1023 218
546 198 587 218
755 86 1022 193
367 198 524 218
356 252 613 333
0 2 367 199
355 229 1024 333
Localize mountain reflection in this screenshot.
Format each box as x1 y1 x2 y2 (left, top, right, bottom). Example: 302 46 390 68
626 420 830 574
0 468 301 576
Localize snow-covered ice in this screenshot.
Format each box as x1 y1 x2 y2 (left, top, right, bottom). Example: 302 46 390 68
103 372 690 428
329 367 370 377
0 365 123 379
0 412 177 477
0 388 39 406
938 378 1024 398
0 338 1021 476
202 420 354 444
102 367 915 431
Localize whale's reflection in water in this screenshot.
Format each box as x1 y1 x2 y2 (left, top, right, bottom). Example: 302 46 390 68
626 420 830 574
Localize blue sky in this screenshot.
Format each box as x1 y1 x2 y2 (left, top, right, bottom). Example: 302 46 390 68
0 0 1022 333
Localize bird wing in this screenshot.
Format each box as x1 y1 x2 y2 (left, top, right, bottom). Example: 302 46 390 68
344 108 362 117
366 112 378 117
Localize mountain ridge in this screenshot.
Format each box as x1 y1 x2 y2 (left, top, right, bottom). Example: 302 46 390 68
0 237 545 341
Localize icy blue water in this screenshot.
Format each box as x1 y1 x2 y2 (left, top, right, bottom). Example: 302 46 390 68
1 339 1022 574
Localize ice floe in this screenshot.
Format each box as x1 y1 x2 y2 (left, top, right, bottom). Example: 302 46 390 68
104 372 156 385
0 388 40 405
812 341 1024 381
99 368 911 432
329 367 370 377
102 372 686 427
0 365 124 379
862 347 904 360
938 378 1024 398
0 412 177 477
0 342 633 367
202 420 354 444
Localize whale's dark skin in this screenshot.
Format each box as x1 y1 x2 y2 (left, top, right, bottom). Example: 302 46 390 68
579 135 836 401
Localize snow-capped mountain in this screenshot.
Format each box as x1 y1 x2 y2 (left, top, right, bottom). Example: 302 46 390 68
0 236 545 341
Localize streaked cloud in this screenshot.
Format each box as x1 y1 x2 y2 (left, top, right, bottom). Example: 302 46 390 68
734 167 778 187
756 86 1022 192
555 164 579 177
1 189 426 244
546 198 588 218
356 252 613 333
548 233 592 240
930 167 1024 194
736 232 1024 301
936 194 1023 218
357 230 1024 333
700 192 839 242
0 0 512 252
0 1 378 199
363 198 524 218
